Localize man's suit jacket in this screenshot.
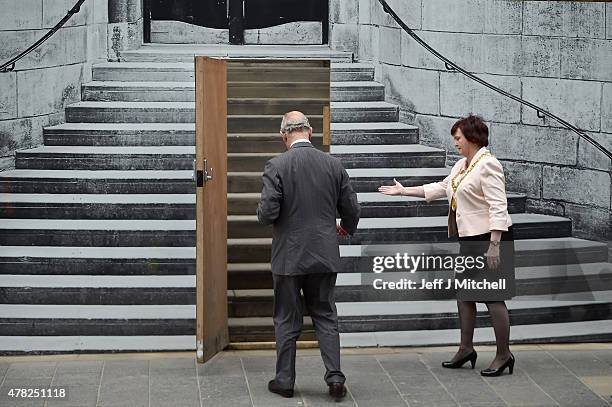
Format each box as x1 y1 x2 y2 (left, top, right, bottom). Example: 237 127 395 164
423 147 513 237
257 142 361 276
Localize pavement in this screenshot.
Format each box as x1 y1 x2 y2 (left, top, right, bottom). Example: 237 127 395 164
1 344 612 407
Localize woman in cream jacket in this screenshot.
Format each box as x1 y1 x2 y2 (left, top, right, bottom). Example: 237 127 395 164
379 115 515 377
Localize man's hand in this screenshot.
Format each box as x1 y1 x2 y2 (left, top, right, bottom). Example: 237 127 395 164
336 224 348 236
378 178 405 196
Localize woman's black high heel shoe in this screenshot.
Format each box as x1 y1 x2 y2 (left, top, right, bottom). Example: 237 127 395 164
480 354 515 377
442 350 477 369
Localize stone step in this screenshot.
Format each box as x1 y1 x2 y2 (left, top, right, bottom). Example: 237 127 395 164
2 318 611 353
119 43 352 62
0 214 573 247
0 192 526 219
0 169 265 194
65 101 397 124
82 81 382 103
65 101 324 128
15 146 278 171
332 122 419 145
332 145 446 169
225 273 612 316
92 62 374 82
347 167 449 192
331 81 384 102
43 122 416 147
344 213 571 244
2 298 611 344
331 101 399 123
82 81 333 102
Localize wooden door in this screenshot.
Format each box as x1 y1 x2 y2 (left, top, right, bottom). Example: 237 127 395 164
195 56 228 363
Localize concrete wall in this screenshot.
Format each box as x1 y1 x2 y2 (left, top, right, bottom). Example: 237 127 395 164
330 0 612 241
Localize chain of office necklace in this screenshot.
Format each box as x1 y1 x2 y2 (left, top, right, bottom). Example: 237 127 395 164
450 152 492 211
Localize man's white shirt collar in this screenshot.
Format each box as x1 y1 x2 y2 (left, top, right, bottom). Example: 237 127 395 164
289 139 312 148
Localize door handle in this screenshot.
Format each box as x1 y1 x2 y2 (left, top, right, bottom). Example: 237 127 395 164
193 159 214 187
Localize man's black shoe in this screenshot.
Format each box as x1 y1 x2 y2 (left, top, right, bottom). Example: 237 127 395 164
328 382 347 400
268 380 294 398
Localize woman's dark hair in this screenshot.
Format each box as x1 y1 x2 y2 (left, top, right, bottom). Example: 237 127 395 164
450 115 489 147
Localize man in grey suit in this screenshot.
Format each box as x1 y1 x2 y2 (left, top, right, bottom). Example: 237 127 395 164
257 111 360 400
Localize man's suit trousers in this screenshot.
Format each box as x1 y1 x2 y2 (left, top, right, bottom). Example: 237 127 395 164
272 272 345 389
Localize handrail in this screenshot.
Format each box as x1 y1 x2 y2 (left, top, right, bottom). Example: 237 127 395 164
377 0 612 161
0 0 86 73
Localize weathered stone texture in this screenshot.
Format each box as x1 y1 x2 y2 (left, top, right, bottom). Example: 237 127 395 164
0 113 63 161
331 23 359 53
331 0 358 24
402 31 483 73
414 114 457 152
439 72 521 123
560 39 612 82
359 0 371 25
577 133 612 172
382 66 440 115
423 0 484 33
564 203 611 241
500 161 543 199
379 27 401 65
17 64 84 117
608 3 612 40
490 123 578 166
372 0 421 29
542 166 610 208
525 199 565 218
358 25 379 62
523 1 605 38
602 83 612 134
521 77 601 132
484 0 522 35
0 0 42 30
43 0 90 28
484 35 560 77
0 73 17 121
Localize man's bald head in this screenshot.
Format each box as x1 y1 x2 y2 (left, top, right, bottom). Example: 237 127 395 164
280 111 312 149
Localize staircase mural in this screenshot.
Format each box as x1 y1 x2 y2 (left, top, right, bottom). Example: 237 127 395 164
0 44 610 353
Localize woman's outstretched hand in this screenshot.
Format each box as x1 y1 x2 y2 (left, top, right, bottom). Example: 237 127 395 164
378 178 405 196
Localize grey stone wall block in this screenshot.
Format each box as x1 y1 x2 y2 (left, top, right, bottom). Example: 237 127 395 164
489 123 578 166
0 72 17 120
523 1 605 38
415 114 457 152
0 0 42 30
483 35 560 77
484 0 522 35
500 161 543 199
423 0 485 33
603 83 612 134
109 0 128 23
374 0 421 30
521 77 602 132
358 25 379 61
560 38 612 82
542 165 610 208
577 132 612 172
126 0 143 23
525 199 565 218
402 31 483 73
127 18 144 49
93 0 109 24
43 0 89 28
0 30 63 71
564 203 611 241
359 0 371 24
0 113 62 167
382 65 440 115
379 26 401 65
331 23 359 53
87 23 108 61
440 72 521 123
16 64 84 117
331 0 358 24
608 3 612 39
64 26 89 65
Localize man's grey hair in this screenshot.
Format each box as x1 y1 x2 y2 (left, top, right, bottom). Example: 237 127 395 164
280 113 312 134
